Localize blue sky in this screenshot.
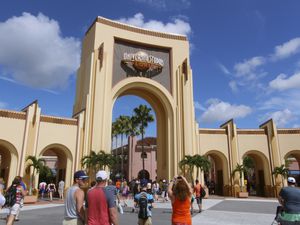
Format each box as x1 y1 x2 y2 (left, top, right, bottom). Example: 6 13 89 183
1 0 300 139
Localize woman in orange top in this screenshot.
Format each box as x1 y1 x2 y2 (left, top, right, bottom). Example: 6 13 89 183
168 176 192 225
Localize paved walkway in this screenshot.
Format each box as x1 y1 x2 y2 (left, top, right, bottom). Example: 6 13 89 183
0 197 279 225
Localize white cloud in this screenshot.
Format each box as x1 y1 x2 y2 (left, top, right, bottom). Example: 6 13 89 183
199 99 252 123
229 80 238 92
0 12 81 89
269 72 300 91
263 109 295 128
194 101 206 111
217 63 230 75
272 37 300 60
0 101 7 109
118 13 191 36
134 0 191 10
234 56 266 77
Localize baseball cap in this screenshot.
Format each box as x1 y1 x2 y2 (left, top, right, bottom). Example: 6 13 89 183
74 170 88 180
96 170 108 181
287 177 296 184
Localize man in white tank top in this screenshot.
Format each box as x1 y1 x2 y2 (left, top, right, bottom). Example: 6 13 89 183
63 170 88 225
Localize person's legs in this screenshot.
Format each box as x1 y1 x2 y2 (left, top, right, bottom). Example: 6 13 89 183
50 191 53 201
6 214 15 225
196 197 202 212
145 217 152 225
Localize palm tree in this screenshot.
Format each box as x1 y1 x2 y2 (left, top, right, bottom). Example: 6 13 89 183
25 155 45 195
81 151 98 176
112 120 121 175
194 154 211 179
232 156 254 192
179 155 196 183
272 164 289 187
116 115 131 179
133 105 154 177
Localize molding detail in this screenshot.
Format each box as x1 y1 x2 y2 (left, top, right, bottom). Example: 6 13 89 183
86 17 187 41
199 129 226 134
0 110 26 120
277 129 300 134
237 129 265 135
40 115 78 126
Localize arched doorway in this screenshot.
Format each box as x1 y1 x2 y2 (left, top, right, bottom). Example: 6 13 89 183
205 150 229 196
285 150 300 186
243 150 271 197
112 78 174 180
39 144 73 189
0 140 18 186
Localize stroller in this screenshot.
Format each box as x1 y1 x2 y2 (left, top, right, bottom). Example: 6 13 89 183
271 206 300 225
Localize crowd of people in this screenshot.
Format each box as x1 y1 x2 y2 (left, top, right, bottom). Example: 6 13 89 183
0 173 299 225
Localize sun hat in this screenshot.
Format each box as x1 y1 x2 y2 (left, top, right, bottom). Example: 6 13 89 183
96 170 108 181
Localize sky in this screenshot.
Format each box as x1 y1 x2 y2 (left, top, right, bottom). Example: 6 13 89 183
1 0 300 139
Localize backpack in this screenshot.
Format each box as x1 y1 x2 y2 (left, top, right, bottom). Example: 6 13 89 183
200 185 206 198
4 185 17 208
138 192 148 219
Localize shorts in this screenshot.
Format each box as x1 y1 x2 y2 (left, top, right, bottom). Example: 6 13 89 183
62 218 84 225
9 203 20 215
196 197 202 204
138 217 152 225
58 189 64 195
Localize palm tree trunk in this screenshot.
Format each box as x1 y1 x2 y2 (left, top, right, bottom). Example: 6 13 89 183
142 131 145 178
121 134 124 180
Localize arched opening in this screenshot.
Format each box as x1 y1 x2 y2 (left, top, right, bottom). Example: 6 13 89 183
243 150 271 197
0 140 18 186
138 170 150 180
112 78 174 182
111 95 157 181
205 150 229 196
285 150 300 186
39 144 73 190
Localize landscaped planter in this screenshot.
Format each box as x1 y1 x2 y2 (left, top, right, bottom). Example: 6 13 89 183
24 195 38 204
238 192 249 198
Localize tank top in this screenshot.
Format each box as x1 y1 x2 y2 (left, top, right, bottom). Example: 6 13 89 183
65 186 80 219
172 197 192 225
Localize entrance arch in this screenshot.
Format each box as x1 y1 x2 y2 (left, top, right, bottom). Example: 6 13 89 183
243 150 271 197
205 150 229 196
39 144 73 188
285 150 300 186
112 78 175 180
0 140 18 185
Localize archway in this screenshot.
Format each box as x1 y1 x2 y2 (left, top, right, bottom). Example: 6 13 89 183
243 150 271 197
112 78 174 181
205 150 229 196
39 144 73 189
285 150 300 186
0 140 18 185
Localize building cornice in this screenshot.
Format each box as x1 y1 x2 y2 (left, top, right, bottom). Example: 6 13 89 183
40 115 78 126
237 129 265 135
277 129 300 134
0 109 26 120
86 16 188 41
198 129 226 134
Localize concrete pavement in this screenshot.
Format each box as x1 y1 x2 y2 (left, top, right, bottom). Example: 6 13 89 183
0 197 280 225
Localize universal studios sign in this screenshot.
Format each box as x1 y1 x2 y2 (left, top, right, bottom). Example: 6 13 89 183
121 51 164 74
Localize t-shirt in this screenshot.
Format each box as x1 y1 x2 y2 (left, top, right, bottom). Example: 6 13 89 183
194 183 202 198
279 186 300 213
86 186 116 225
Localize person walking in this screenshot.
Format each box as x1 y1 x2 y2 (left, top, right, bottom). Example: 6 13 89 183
86 170 119 225
168 176 192 225
58 180 65 200
277 177 300 223
39 181 47 199
193 179 203 213
134 183 154 225
47 181 56 201
63 170 88 225
14 176 27 222
6 176 27 225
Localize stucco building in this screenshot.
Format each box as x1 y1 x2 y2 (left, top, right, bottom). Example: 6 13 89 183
0 16 299 197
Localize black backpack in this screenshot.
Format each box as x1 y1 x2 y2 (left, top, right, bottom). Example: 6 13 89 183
138 192 148 219
4 185 17 208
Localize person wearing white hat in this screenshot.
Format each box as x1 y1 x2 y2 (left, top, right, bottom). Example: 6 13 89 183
86 170 119 225
277 176 300 223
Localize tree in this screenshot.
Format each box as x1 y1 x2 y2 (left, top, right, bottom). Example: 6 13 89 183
179 155 196 183
272 164 289 187
194 154 211 179
116 115 131 179
232 156 254 192
81 151 98 176
133 105 154 177
25 156 45 195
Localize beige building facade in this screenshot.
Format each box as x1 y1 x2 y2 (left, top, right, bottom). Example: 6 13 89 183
0 17 299 197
